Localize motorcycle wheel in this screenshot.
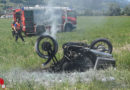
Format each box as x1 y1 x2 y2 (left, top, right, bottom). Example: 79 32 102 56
35 35 58 59
90 38 113 54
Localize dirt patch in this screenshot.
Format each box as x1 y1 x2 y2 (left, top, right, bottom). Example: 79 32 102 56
114 44 130 54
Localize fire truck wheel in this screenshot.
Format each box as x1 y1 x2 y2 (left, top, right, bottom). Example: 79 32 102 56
90 38 113 54
65 24 72 32
35 35 58 59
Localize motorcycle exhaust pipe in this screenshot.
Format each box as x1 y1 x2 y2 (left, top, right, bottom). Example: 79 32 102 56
89 49 113 58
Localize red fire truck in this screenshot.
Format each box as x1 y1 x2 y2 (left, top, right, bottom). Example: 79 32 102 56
12 6 77 36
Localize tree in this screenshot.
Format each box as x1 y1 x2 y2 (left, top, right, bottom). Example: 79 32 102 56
84 9 93 16
124 4 130 16
23 0 46 6
108 3 121 16
0 0 6 4
9 0 23 3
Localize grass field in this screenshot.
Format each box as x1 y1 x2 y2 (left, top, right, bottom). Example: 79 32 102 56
0 16 130 90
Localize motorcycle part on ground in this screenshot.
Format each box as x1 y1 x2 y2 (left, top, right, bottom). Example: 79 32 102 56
35 35 115 72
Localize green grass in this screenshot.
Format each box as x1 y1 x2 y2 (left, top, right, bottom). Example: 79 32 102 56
0 16 130 89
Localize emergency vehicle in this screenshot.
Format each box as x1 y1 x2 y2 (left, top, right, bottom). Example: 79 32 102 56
12 6 77 35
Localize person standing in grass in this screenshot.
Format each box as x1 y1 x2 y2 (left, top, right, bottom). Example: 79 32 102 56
14 19 25 42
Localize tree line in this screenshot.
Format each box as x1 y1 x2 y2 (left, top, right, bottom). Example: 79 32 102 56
77 3 130 16
0 0 130 16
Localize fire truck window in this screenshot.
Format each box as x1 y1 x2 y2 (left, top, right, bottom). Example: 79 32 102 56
34 10 47 25
67 11 76 18
62 12 65 17
34 9 62 25
54 10 62 24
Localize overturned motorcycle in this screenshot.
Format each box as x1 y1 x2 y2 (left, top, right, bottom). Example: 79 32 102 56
35 35 115 72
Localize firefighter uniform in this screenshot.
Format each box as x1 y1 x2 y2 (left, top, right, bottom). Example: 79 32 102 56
14 21 24 42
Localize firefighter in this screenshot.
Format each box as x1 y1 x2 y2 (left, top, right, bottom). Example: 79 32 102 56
11 21 16 37
14 19 25 42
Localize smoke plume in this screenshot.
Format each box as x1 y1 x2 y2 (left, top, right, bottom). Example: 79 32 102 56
0 68 115 87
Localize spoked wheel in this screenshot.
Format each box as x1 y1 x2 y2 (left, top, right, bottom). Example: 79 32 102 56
35 35 58 65
90 38 113 54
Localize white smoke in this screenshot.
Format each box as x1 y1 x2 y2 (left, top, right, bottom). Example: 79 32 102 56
0 68 116 87
33 0 63 39
44 5 61 39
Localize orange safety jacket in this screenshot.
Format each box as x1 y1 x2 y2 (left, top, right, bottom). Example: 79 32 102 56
14 22 21 30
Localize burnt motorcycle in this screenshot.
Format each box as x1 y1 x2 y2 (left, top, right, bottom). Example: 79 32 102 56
35 35 115 72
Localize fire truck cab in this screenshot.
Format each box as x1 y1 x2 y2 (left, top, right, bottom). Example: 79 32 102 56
13 6 77 36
